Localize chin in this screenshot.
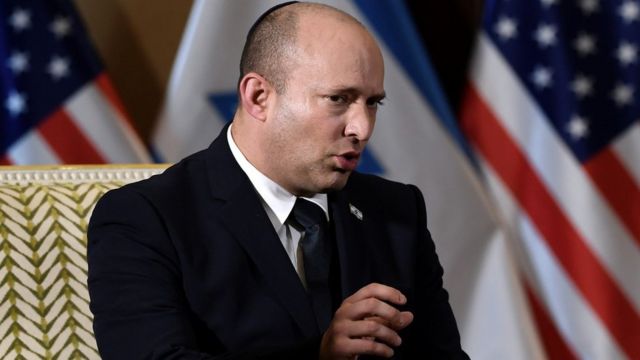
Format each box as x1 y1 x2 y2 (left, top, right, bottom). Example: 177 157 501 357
297 169 352 195
320 173 351 193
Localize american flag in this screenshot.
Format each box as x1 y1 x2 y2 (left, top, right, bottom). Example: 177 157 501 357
461 0 640 358
1 0 150 165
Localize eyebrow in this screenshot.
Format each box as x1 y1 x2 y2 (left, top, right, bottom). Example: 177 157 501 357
326 86 386 100
371 92 387 101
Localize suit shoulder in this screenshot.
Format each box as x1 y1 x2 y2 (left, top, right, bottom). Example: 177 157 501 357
123 149 208 193
98 148 211 212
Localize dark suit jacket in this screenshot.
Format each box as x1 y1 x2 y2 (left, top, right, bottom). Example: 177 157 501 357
88 126 469 359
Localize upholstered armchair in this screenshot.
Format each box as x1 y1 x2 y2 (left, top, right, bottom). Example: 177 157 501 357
0 165 167 359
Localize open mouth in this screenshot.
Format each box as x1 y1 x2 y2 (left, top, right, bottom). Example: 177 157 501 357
335 152 360 171
343 152 359 161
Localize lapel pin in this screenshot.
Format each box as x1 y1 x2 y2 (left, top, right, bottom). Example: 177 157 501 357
349 203 363 220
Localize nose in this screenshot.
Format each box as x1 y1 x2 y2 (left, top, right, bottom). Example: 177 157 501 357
344 104 375 142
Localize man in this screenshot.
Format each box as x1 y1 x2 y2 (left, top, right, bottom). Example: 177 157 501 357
88 2 469 359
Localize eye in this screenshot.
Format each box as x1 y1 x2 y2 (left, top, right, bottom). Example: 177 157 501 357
366 98 385 108
327 95 348 104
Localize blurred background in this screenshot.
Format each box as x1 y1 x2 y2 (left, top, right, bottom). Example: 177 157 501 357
2 1 638 359
73 0 481 141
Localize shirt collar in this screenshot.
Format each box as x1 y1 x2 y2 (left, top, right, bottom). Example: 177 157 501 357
227 124 329 226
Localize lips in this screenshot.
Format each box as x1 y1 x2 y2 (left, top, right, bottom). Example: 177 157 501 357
334 151 361 171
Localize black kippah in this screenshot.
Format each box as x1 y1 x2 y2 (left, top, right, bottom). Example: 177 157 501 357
246 1 300 40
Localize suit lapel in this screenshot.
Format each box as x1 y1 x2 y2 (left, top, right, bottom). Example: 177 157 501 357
329 190 373 299
204 127 318 338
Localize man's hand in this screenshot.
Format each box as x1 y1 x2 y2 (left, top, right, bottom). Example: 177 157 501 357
319 283 414 359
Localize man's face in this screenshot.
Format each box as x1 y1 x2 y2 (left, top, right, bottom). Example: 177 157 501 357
263 19 385 196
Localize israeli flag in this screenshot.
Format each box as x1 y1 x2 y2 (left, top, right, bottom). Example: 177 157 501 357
152 1 543 358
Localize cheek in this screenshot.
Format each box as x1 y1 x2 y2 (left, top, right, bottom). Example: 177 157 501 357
300 127 336 158
307 112 345 138
271 123 314 162
274 105 342 159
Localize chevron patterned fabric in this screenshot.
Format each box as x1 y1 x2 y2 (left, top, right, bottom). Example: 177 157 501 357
0 166 166 359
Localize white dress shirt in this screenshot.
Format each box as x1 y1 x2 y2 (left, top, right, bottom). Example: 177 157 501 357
227 125 329 284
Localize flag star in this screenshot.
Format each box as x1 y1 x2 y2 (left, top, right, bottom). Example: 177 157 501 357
579 0 600 14
7 52 29 74
574 33 597 56
50 16 72 38
495 16 518 40
619 0 640 23
541 0 558 6
9 8 31 31
5 91 27 117
531 66 553 89
567 115 589 139
534 24 557 47
616 41 638 65
47 56 71 80
612 83 634 106
571 74 594 98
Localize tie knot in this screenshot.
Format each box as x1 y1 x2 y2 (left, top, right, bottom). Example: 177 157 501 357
292 198 326 231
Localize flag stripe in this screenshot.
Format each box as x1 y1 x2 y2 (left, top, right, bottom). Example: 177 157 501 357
94 74 153 163
469 34 640 311
353 0 474 162
466 1 640 358
65 80 151 163
1 0 151 165
37 109 106 164
513 183 627 359
525 283 578 360
481 154 627 359
5 131 61 165
0 156 10 165
612 122 640 188
94 74 132 127
583 148 640 248
461 84 640 359
95 72 152 162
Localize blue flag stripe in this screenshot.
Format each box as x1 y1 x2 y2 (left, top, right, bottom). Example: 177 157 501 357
353 0 477 164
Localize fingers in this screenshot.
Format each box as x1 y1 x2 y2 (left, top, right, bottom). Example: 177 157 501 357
319 283 414 359
344 283 407 306
348 319 402 346
340 337 396 358
365 311 414 332
338 283 413 331
335 297 412 331
322 325 396 359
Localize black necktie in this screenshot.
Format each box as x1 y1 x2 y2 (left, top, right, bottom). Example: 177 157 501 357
291 198 332 332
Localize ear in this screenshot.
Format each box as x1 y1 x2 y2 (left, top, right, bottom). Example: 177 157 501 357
238 72 272 122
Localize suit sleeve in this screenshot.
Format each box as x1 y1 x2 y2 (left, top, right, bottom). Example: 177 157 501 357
405 184 470 359
87 188 319 359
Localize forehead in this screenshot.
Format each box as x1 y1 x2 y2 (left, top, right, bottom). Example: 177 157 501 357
290 14 384 92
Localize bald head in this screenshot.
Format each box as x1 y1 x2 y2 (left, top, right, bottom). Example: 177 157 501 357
239 2 369 94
